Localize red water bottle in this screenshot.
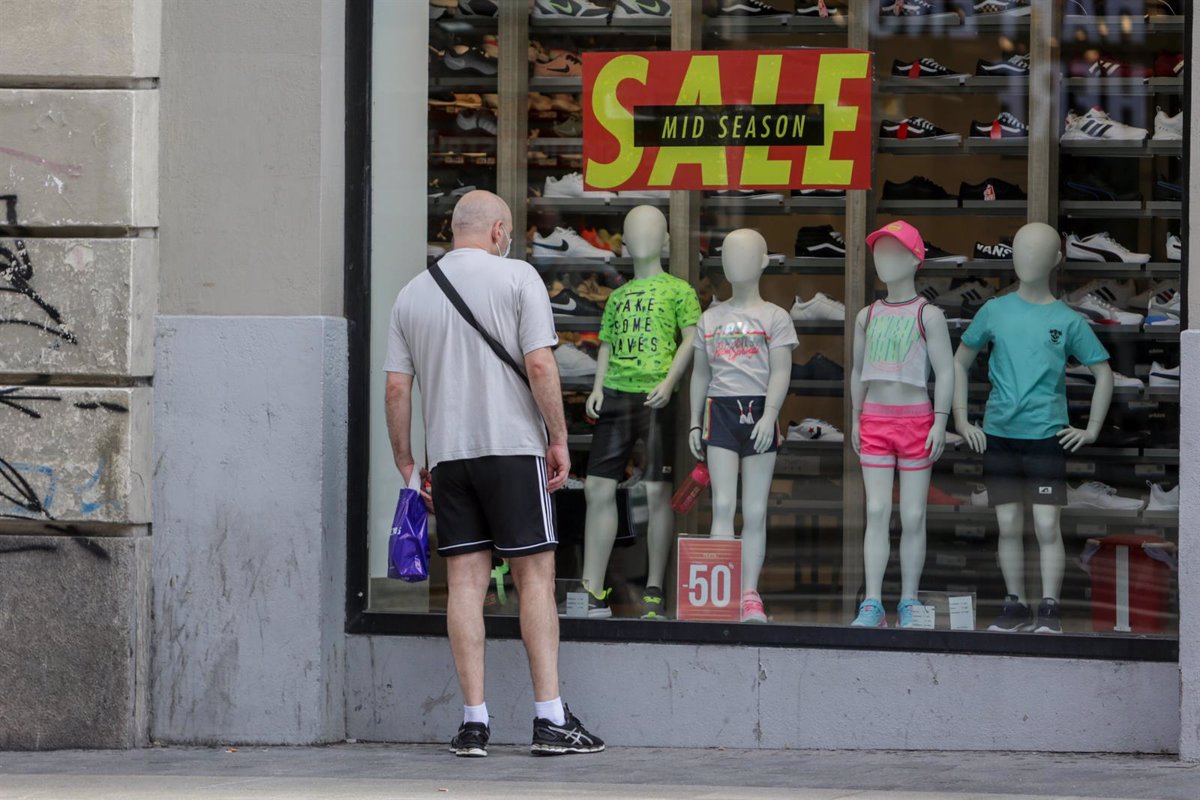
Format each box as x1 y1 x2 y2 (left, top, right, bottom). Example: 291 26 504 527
671 463 711 513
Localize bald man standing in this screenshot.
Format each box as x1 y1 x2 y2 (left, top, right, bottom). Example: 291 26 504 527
384 191 604 757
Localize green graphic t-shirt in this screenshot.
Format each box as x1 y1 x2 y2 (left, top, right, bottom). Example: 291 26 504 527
599 272 702 394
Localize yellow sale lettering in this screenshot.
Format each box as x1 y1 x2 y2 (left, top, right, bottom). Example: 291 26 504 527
586 54 650 189
802 52 869 186
649 55 728 186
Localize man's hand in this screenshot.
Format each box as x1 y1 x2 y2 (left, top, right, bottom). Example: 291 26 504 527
644 380 674 409
545 443 570 492
399 461 434 512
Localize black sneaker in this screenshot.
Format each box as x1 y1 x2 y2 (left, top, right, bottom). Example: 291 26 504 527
792 352 845 381
960 178 1026 201
1063 177 1141 203
443 46 498 76
793 187 846 198
641 586 666 620
714 0 790 18
892 58 967 79
879 116 960 141
531 704 606 755
1033 598 1063 634
794 225 846 258
969 112 1029 138
973 0 1031 15
882 175 955 201
923 240 961 262
975 54 1030 77
988 594 1034 632
549 288 604 317
973 240 1013 260
450 721 490 757
1152 177 1183 202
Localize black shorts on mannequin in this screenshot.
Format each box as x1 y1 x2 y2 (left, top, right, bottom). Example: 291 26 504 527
587 389 676 482
431 455 558 556
702 395 780 458
982 434 1067 506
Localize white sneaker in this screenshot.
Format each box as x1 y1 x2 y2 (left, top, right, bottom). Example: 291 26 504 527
564 476 586 490
1061 107 1149 142
786 418 844 442
945 431 964 447
532 0 611 19
933 278 994 310
544 172 615 200
1146 291 1180 327
1065 232 1150 264
969 487 989 507
1129 280 1178 310
555 343 597 377
1071 292 1144 326
790 292 846 322
916 277 951 303
427 243 447 258
532 227 615 260
1166 233 1182 261
1068 279 1135 309
611 0 672 17
1067 480 1145 511
1066 363 1143 388
1153 107 1183 141
1148 361 1180 388
1145 481 1179 511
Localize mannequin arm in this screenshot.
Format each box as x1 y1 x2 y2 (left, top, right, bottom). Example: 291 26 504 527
952 343 986 453
752 346 795 453
585 342 612 419
688 346 712 461
646 325 698 408
923 305 954 461
1057 360 1113 452
848 307 869 454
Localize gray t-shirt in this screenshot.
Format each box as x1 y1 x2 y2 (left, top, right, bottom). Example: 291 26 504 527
384 248 558 468
694 301 798 397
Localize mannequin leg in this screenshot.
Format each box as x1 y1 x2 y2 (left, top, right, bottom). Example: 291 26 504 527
706 447 740 540
1031 504 1065 601
896 467 931 599
643 480 674 589
581 475 620 593
738 452 777 594
861 466 896 600
994 502 1026 603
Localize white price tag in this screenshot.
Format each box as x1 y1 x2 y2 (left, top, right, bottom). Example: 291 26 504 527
908 605 936 629
948 595 975 630
565 592 590 618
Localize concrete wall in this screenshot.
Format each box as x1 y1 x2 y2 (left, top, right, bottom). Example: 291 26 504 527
1180 331 1198 760
0 0 161 79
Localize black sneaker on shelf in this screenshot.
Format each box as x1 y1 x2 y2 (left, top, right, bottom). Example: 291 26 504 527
975 54 1030 76
1063 177 1141 203
973 241 1014 260
713 0 791 18
972 0 1031 15
882 175 956 201
793 187 847 198
1093 425 1143 447
923 241 961 262
891 57 968 79
794 225 847 257
550 288 604 317
443 46 498 76
458 0 501 15
880 0 937 15
450 722 490 758
531 705 606 755
709 188 785 200
792 352 845 381
988 594 1034 632
641 586 666 620
960 178 1026 201
969 112 1029 138
1153 177 1183 202
795 0 847 16
1033 598 1063 634
879 116 960 141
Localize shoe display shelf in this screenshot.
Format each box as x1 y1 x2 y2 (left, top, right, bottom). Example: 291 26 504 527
878 139 1030 155
530 16 671 32
1063 76 1183 95
876 198 1029 215
1062 14 1185 38
877 75 1031 93
1059 201 1182 219
1061 259 1180 277
1059 139 1184 156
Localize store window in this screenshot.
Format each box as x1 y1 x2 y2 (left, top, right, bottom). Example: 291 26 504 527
358 0 1184 645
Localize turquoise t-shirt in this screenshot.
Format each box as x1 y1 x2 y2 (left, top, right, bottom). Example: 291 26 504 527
961 294 1109 439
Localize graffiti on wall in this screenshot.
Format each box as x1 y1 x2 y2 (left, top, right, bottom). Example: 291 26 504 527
0 194 77 345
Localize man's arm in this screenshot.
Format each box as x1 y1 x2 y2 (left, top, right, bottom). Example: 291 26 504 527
525 346 570 491
385 371 416 480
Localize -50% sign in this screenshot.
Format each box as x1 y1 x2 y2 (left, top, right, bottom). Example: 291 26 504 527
677 537 742 622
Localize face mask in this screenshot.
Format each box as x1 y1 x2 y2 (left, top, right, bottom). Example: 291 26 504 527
496 227 512 259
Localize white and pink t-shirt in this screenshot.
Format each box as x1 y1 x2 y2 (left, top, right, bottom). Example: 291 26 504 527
694 301 798 397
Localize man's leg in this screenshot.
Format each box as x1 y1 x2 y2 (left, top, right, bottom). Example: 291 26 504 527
446 549 495 706
509 550 559 702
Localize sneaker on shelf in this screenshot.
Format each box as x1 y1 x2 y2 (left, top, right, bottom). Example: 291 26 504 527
741 590 768 623
793 187 847 198
880 0 937 16
1070 53 1152 79
714 0 791 18
1130 280 1178 309
786 418 844 442
450 721 491 758
1166 233 1182 261
555 343 598 377
1146 292 1181 327
579 227 613 253
456 109 498 135
1061 107 1149 142
1066 363 1143 388
923 484 963 506
1153 107 1183 140
458 0 500 14
973 241 1013 260
959 178 1026 202
791 353 845 381
443 45 499 76
968 112 1029 138
795 225 846 258
1067 480 1145 510
544 172 615 199
1093 424 1142 447
1154 50 1184 79
1146 481 1179 512
916 276 949 302
891 57 967 79
427 243 448 259
531 0 610 20
527 92 554 111
1072 292 1144 326
896 597 926 629
972 0 1031 15
1033 598 1062 634
879 116 961 142
1152 177 1183 202
549 286 604 317
552 115 583 137
882 175 956 202
641 586 667 620
533 227 616 260
790 292 846 322
944 430 964 447
975 54 1030 76
795 0 847 16
987 595 1033 632
851 598 887 627
575 276 613 303
969 486 989 507
535 50 584 77
923 241 961 263
1148 362 1180 388
1068 278 1135 308
1065 232 1150 264
931 278 994 313
531 704 606 755
550 93 582 113
710 188 785 201
612 0 672 17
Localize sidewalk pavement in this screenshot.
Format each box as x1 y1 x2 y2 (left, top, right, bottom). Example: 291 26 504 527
1 743 1197 799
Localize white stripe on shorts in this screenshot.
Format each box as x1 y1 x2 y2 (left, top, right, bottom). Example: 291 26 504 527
536 456 556 544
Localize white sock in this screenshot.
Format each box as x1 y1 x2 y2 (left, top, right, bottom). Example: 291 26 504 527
463 702 488 725
534 697 566 726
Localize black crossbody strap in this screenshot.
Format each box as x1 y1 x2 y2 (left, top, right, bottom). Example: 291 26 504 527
429 260 531 388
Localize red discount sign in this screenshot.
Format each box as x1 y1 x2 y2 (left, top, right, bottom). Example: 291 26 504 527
677 537 742 622
582 49 873 192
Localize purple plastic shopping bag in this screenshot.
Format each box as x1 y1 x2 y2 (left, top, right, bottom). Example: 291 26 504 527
387 469 429 582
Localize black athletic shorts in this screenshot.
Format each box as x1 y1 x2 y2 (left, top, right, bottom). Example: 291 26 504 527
586 388 676 482
702 395 780 458
431 455 557 556
983 434 1067 506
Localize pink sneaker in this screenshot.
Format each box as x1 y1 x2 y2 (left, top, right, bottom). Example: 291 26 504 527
741 590 767 624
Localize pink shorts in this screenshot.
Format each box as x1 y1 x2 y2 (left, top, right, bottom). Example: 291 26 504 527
859 401 934 471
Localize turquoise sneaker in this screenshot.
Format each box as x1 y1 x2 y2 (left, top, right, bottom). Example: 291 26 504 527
897 597 924 629
851 598 887 627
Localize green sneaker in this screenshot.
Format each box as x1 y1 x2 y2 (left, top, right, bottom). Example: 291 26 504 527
640 586 666 620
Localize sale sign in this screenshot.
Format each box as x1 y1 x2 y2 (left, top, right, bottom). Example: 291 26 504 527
677 537 743 622
582 49 873 192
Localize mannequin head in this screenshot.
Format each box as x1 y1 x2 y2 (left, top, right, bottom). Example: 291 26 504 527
720 228 769 285
1012 222 1062 283
622 205 669 260
866 220 923 284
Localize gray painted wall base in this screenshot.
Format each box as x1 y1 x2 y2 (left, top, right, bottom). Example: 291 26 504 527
346 635 1179 753
1179 330 1198 760
151 316 347 744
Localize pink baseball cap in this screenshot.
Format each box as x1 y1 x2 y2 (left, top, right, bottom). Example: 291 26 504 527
866 220 925 262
